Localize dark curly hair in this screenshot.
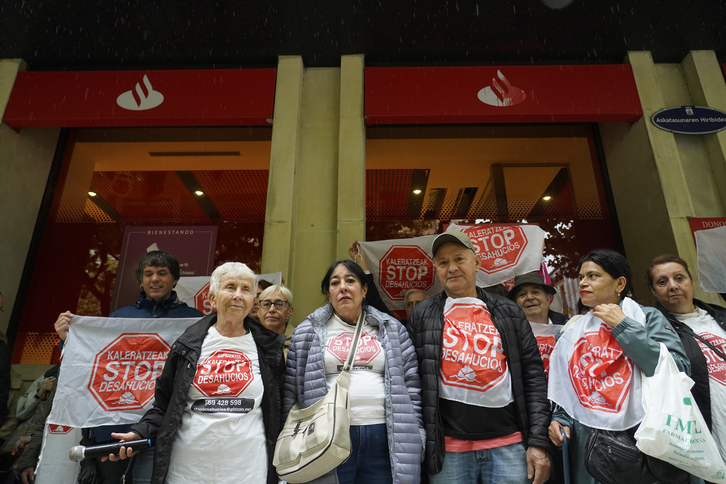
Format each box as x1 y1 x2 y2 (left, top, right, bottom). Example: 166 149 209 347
134 251 181 283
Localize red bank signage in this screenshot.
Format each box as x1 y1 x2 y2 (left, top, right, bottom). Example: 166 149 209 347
3 69 276 128
365 65 643 125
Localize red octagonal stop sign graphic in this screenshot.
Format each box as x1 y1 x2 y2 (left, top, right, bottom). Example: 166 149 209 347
89 334 170 412
194 281 214 315
327 331 381 364
192 350 254 397
569 327 633 414
695 332 726 385
461 225 528 275
377 245 435 301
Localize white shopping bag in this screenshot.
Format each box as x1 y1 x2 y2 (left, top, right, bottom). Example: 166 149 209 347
635 344 726 482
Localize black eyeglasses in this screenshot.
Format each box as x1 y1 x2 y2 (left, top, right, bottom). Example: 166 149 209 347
259 300 289 310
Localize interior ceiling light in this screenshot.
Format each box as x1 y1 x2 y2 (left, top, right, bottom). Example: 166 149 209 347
194 190 204 196
542 195 552 201
88 191 97 197
413 189 422 195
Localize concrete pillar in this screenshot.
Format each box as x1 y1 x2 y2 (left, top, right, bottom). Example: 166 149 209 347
681 51 726 212
599 51 721 304
336 55 366 259
0 59 25 121
261 56 304 283
288 67 341 324
0 59 61 334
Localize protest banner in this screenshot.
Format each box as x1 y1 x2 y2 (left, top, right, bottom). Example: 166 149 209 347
48 316 198 428
359 235 442 318
448 223 545 287
359 225 544 316
696 225 726 293
34 425 81 484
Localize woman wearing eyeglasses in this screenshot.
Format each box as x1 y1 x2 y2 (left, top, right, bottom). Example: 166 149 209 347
258 285 294 336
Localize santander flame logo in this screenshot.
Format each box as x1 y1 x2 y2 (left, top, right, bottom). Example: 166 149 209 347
116 74 164 111
477 70 526 107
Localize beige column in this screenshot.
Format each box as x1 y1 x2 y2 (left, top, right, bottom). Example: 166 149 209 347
0 59 61 334
681 51 726 211
261 56 304 282
336 55 366 259
600 51 722 304
287 67 342 324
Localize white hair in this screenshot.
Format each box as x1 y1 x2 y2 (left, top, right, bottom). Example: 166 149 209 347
259 285 293 306
209 262 257 296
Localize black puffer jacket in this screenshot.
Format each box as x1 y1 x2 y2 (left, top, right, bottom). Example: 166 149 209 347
131 313 286 484
407 288 552 475
655 298 726 430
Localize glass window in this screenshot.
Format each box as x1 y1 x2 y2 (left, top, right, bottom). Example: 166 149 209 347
365 124 620 317
15 127 271 363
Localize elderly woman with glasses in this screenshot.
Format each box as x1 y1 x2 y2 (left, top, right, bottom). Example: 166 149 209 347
105 262 286 484
258 285 294 335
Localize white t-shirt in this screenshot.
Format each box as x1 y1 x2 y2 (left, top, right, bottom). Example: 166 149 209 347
439 297 514 408
166 325 268 484
324 313 386 425
675 307 726 464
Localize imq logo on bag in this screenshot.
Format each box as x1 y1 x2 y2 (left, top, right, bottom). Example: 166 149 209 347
568 328 632 413
89 334 169 411
377 245 435 301
460 225 528 274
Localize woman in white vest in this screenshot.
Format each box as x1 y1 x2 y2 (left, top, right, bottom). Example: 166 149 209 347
648 254 726 466
547 249 689 484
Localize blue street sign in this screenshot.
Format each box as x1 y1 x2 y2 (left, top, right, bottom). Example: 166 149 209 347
651 106 726 135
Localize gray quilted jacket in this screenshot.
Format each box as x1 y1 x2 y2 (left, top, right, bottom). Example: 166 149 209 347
283 304 425 484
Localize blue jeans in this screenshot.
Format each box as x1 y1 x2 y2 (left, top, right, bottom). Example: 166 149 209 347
428 443 530 484
335 424 392 484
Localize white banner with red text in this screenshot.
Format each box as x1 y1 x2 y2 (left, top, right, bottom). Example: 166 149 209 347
447 223 545 287
548 298 645 431
358 225 544 315
358 235 443 317
529 322 562 383
35 424 81 484
696 225 726 293
48 316 199 428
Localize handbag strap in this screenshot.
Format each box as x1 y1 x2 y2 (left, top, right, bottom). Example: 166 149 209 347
679 322 726 362
341 312 365 373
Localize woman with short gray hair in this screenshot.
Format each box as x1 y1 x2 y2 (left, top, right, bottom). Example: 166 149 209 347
107 262 286 484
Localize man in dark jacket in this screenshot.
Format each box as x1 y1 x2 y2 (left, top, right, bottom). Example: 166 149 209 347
407 230 552 484
53 251 202 483
507 272 568 326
